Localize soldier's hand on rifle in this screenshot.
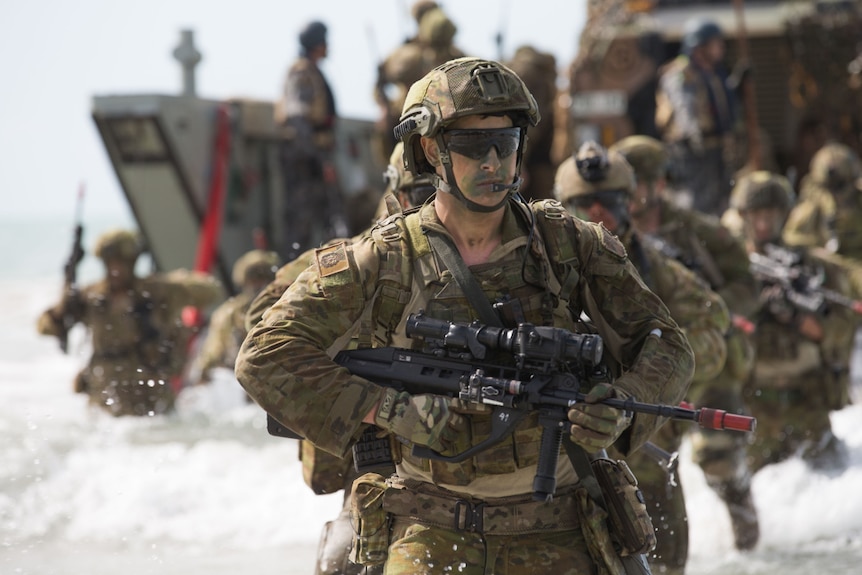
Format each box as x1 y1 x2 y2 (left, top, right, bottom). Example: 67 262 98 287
797 313 825 342
374 389 467 455
567 382 632 451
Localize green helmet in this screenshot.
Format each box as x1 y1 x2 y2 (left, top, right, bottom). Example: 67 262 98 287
417 7 457 47
94 229 141 263
730 171 795 214
384 142 436 205
554 141 636 204
609 135 669 184
809 142 861 192
231 249 281 288
394 56 540 181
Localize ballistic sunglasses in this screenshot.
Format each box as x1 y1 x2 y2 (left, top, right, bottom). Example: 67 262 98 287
567 190 629 210
442 127 521 160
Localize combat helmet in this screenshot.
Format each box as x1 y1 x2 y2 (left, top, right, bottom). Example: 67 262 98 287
384 142 436 206
231 249 280 289
609 135 669 184
682 18 723 55
809 142 862 193
730 171 795 215
94 229 142 263
394 57 540 212
554 141 636 204
411 0 439 24
555 142 636 231
417 7 457 47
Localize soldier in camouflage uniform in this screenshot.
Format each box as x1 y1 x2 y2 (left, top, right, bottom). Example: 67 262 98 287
655 19 737 216
610 134 761 551
277 20 346 260
373 2 465 165
243 145 432 575
37 229 223 416
505 45 559 201
237 57 694 575
734 172 855 472
191 249 279 385
783 142 862 262
555 141 730 573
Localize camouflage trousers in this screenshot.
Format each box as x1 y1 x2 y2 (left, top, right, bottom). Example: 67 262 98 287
82 360 175 417
380 480 595 575
385 520 594 575
744 379 838 473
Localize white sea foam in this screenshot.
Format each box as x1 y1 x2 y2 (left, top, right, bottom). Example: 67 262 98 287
3 237 862 574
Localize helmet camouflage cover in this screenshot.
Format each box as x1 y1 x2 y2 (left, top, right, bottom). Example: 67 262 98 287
385 142 436 206
730 171 795 214
554 141 636 204
395 57 540 177
809 142 862 192
609 135 669 184
94 229 141 262
232 249 281 288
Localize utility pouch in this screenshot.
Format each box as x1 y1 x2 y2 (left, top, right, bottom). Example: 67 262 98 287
591 457 656 556
299 440 352 495
348 472 391 566
353 425 396 474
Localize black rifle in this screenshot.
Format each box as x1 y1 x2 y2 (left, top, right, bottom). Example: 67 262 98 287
58 185 86 353
749 243 862 316
270 312 756 502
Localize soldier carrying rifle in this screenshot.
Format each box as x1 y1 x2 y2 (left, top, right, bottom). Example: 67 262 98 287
237 56 695 575
732 171 859 471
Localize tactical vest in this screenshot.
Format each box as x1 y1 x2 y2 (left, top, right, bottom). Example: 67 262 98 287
353 199 586 486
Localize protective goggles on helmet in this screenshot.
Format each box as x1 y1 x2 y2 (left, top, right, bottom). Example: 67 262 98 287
566 190 629 211
442 127 521 160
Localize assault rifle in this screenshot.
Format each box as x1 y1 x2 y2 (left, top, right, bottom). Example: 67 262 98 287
277 313 754 501
749 243 862 316
58 185 86 353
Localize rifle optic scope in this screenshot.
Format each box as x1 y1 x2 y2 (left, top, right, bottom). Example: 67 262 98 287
405 313 603 366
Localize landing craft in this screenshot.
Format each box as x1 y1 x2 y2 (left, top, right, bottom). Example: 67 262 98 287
564 0 862 181
91 30 385 295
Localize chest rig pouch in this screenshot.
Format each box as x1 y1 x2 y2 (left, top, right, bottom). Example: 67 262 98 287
366 200 586 486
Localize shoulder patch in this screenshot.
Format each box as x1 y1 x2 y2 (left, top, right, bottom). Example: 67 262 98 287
597 223 627 259
316 242 350 277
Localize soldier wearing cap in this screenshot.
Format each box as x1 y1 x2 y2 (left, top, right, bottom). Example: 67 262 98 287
610 134 761 550
655 18 737 216
555 141 731 571
237 57 693 574
277 20 346 261
734 172 855 471
36 229 223 416
783 142 862 261
191 249 280 386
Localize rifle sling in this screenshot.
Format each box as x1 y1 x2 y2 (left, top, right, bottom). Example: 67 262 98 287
426 232 503 328
426 228 606 502
426 228 650 574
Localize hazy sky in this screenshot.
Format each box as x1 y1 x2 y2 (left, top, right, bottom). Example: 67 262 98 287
0 0 586 221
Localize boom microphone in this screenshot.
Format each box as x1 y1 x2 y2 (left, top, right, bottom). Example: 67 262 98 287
491 177 523 193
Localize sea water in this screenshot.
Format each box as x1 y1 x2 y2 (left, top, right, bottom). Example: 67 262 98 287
2 215 862 574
